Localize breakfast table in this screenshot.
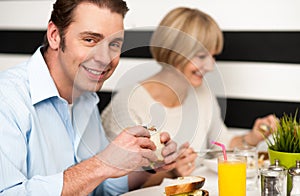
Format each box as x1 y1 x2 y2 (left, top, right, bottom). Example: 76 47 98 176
122 164 260 196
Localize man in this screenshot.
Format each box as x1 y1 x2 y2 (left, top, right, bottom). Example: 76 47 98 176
0 0 177 195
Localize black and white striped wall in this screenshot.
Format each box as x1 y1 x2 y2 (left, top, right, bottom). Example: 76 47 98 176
1 0 300 130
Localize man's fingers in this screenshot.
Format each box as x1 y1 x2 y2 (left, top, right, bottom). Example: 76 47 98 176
141 148 158 163
159 132 170 143
124 125 150 137
138 137 156 150
162 140 177 157
160 141 178 165
163 150 178 165
157 161 176 172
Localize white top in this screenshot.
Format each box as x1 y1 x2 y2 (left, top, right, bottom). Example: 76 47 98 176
101 83 235 150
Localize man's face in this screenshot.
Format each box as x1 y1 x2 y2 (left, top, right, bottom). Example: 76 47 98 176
57 2 124 96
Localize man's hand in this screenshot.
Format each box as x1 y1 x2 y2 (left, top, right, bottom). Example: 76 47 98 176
154 132 177 172
96 125 158 177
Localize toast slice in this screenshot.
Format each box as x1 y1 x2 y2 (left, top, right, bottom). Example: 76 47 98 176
164 176 206 196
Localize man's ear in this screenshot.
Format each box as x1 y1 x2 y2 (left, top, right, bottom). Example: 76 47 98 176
47 21 61 50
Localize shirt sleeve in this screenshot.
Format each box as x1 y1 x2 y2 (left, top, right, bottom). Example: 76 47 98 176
0 172 63 196
0 127 64 195
0 102 63 195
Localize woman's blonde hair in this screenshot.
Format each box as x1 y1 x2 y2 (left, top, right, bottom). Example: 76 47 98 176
150 7 223 68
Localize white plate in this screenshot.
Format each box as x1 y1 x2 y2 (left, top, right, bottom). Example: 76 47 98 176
121 186 165 196
202 158 218 173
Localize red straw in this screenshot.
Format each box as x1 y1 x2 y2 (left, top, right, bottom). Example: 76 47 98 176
211 141 227 161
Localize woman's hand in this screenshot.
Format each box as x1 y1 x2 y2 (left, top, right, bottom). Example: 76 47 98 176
170 142 197 177
248 114 278 146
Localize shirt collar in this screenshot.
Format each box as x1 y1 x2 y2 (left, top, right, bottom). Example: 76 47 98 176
29 47 60 105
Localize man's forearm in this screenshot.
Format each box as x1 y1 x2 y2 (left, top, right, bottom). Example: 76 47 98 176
62 156 110 195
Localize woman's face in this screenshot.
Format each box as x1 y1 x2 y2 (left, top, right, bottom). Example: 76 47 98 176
178 51 216 87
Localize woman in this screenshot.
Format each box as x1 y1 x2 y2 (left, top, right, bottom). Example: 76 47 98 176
101 7 277 186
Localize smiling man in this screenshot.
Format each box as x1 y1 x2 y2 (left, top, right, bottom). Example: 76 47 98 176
0 0 178 195
44 3 125 101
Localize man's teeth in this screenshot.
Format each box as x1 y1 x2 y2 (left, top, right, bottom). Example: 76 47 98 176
85 67 103 75
195 71 202 76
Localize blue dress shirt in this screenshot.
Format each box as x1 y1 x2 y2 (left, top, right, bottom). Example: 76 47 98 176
0 48 128 195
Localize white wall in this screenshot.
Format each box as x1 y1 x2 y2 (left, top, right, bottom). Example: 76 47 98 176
124 0 300 31
1 0 299 31
0 0 299 103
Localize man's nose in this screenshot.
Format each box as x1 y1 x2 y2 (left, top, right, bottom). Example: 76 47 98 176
92 43 112 66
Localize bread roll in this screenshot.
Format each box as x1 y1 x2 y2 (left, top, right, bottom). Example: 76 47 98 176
148 127 165 161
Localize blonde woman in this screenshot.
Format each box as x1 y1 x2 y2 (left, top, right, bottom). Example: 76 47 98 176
102 7 277 187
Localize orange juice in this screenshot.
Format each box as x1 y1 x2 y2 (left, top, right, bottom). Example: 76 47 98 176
218 155 247 196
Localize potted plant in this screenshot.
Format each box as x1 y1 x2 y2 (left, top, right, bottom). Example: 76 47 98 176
266 111 300 195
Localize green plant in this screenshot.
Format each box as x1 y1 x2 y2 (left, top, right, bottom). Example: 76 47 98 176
266 111 300 153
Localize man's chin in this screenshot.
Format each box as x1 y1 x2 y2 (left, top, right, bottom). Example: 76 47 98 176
90 83 104 92
191 82 202 88
73 83 104 95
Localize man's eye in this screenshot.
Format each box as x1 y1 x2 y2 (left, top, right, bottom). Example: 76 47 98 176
198 55 207 59
110 42 121 48
84 38 95 43
110 43 120 47
83 37 98 47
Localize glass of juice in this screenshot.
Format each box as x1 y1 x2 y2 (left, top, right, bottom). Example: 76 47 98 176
218 154 247 196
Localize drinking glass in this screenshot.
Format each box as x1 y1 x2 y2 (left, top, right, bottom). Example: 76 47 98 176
218 154 247 196
234 145 258 191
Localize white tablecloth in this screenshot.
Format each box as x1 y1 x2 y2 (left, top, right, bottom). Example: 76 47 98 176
122 165 261 196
